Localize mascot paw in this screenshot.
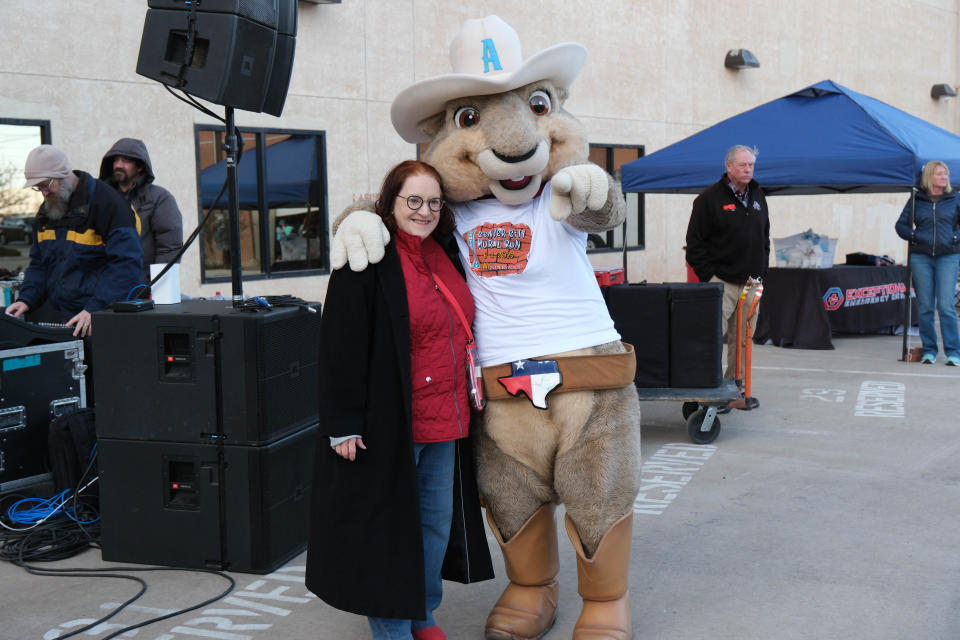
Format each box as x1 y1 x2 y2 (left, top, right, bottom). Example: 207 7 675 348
549 164 608 221
330 210 391 271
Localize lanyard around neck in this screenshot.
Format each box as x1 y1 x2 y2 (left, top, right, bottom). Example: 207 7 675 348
432 273 475 344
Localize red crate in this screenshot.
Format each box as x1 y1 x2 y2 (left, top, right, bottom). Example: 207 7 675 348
594 267 625 287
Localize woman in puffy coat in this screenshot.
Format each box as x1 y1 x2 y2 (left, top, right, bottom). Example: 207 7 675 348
305 160 493 640
895 160 960 365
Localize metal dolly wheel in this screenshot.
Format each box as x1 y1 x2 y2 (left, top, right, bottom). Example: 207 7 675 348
682 402 723 445
636 378 741 445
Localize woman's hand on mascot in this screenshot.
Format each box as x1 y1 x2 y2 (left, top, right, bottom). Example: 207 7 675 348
332 436 366 461
330 210 391 271
550 164 609 221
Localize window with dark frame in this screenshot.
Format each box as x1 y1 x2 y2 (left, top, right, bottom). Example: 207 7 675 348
195 126 328 283
587 144 645 251
0 119 51 221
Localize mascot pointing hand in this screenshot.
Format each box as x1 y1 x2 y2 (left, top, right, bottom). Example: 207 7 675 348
332 16 642 639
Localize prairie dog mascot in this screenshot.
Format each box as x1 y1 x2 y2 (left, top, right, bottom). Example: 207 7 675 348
332 16 641 640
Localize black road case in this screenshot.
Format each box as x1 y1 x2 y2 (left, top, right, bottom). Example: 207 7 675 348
0 340 87 493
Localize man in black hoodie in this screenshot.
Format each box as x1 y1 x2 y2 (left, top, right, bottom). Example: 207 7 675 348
685 145 770 409
100 138 183 284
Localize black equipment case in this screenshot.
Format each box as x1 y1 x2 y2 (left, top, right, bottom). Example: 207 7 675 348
604 282 722 388
0 340 87 493
667 282 723 388
605 283 671 388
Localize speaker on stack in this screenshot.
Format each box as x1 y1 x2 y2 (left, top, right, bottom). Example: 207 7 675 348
91 300 321 573
135 0 297 116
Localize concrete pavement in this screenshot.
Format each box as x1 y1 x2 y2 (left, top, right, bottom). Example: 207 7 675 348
2 332 959 639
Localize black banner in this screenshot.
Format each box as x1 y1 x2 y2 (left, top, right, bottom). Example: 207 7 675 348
754 265 916 350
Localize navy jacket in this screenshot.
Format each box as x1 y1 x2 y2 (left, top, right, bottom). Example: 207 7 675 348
18 171 143 320
895 190 960 257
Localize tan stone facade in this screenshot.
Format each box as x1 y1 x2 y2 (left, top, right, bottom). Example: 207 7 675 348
1 1 957 301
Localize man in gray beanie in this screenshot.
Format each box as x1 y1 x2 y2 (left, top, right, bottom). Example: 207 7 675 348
6 145 142 337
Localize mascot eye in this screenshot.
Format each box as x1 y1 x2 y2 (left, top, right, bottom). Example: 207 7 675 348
529 90 552 116
454 106 480 128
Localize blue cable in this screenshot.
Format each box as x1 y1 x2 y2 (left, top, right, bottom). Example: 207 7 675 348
7 488 99 525
126 284 148 300
8 490 69 523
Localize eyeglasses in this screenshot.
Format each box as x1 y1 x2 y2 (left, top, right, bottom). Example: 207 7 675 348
31 179 56 193
397 194 444 212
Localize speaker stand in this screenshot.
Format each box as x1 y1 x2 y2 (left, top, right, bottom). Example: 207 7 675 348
224 106 244 307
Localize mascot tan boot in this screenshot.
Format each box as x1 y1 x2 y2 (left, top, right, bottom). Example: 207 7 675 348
564 511 634 640
485 504 560 640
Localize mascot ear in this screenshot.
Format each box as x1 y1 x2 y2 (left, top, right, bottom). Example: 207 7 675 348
417 113 444 140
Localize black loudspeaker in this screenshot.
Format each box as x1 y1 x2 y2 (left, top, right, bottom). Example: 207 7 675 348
262 32 296 116
605 284 671 388
92 300 321 445
92 300 321 573
136 0 297 116
667 283 723 388
98 424 316 573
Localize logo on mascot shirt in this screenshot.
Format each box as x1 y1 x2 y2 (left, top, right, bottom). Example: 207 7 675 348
463 222 532 277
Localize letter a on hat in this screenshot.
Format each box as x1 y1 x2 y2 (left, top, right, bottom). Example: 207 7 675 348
481 38 502 73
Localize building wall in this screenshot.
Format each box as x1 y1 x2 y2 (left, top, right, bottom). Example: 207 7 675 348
1 0 957 301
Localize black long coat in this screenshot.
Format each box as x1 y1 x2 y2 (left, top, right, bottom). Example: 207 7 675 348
304 239 493 620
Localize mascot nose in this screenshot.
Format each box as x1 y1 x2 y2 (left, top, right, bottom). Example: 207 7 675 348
493 147 538 163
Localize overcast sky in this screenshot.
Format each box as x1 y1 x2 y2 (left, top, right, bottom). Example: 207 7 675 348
0 124 43 172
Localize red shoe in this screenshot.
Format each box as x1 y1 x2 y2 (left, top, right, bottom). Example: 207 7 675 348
412 625 446 640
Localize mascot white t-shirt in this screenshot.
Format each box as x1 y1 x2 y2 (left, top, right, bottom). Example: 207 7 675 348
454 181 620 366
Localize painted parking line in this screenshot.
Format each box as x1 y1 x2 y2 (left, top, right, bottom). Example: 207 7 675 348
754 365 957 379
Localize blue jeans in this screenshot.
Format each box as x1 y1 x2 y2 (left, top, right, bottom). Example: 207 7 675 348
368 440 454 640
910 252 960 359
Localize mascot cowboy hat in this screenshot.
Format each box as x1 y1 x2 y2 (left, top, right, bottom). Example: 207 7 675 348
391 15 586 143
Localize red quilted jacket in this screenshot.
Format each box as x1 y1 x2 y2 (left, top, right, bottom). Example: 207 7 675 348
395 230 474 442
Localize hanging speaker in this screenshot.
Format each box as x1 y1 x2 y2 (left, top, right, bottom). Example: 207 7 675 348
136 0 297 116
262 32 296 116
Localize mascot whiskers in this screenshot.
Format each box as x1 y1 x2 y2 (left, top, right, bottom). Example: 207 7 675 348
332 16 642 640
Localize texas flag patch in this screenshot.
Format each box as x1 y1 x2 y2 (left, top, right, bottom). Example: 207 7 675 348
497 359 563 409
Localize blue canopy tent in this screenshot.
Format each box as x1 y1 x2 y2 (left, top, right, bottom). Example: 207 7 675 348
621 79 960 194
200 135 321 208
620 79 960 357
